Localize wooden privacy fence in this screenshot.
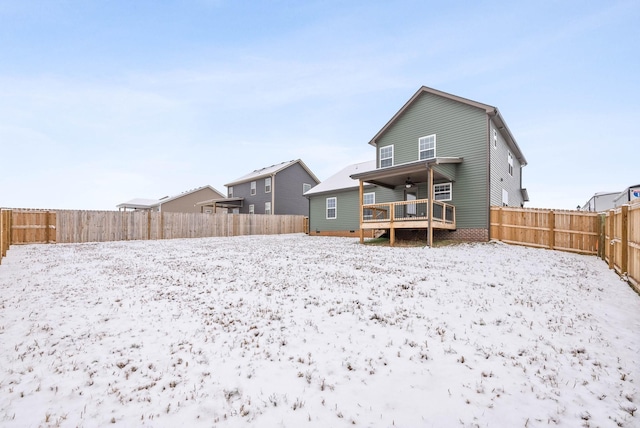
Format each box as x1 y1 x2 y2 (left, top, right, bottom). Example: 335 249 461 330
604 202 640 290
1 209 12 265
490 207 600 255
4 209 307 246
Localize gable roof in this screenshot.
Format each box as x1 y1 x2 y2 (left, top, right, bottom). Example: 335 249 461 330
224 159 320 187
116 185 225 209
304 160 376 196
368 86 527 166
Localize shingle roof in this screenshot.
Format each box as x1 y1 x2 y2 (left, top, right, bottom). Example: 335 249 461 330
225 159 320 187
116 185 225 209
304 160 376 196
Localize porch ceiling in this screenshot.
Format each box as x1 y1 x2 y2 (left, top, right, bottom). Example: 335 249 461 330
350 157 462 189
196 197 244 208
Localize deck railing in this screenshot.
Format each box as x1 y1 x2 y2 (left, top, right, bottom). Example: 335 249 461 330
362 199 455 225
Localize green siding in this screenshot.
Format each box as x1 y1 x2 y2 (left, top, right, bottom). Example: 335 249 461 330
376 92 489 229
308 186 396 232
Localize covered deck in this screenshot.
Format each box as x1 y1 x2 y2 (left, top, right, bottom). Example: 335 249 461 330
351 157 462 246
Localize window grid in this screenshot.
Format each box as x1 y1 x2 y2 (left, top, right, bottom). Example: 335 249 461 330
419 135 436 160
433 183 452 201
249 204 255 214
265 177 272 193
250 181 256 195
363 192 375 219
326 197 337 219
379 146 393 168
265 202 271 215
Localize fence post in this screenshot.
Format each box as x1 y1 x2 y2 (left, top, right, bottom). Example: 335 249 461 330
608 210 615 270
496 207 502 241
621 205 629 274
548 210 555 250
598 214 606 260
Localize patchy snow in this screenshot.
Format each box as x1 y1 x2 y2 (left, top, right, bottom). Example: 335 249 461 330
0 234 638 427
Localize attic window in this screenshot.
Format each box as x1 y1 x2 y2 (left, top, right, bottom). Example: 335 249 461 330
419 135 436 160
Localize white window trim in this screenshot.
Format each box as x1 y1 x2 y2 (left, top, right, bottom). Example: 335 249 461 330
249 204 255 214
493 129 498 149
250 181 256 195
379 145 394 168
433 182 452 201
418 134 436 160
508 152 514 176
265 177 272 193
326 197 337 219
228 186 234 198
303 183 311 194
363 192 375 219
265 202 271 215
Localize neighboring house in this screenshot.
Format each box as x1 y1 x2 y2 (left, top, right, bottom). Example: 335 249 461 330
581 191 618 212
221 159 320 215
613 184 640 207
117 185 225 213
306 86 528 245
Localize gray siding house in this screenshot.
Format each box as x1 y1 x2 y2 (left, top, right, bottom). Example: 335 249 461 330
222 159 320 216
306 86 528 245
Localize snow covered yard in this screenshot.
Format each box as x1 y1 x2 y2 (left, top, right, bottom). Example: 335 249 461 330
0 234 638 428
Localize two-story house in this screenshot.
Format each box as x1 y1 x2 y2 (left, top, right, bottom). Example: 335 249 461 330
222 159 320 216
306 86 528 246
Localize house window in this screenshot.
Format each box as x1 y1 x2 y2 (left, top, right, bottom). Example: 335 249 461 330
363 192 375 219
250 181 256 195
228 186 234 198
265 202 271 215
502 189 509 206
303 183 312 194
493 129 498 149
249 204 255 214
326 197 337 219
433 183 452 201
508 152 514 176
419 135 436 160
379 145 393 168
265 177 272 193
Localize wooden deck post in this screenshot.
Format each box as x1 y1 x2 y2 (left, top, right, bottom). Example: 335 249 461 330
359 180 364 244
389 205 395 247
427 166 433 247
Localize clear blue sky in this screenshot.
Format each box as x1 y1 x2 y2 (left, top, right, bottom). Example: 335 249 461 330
1 0 638 210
